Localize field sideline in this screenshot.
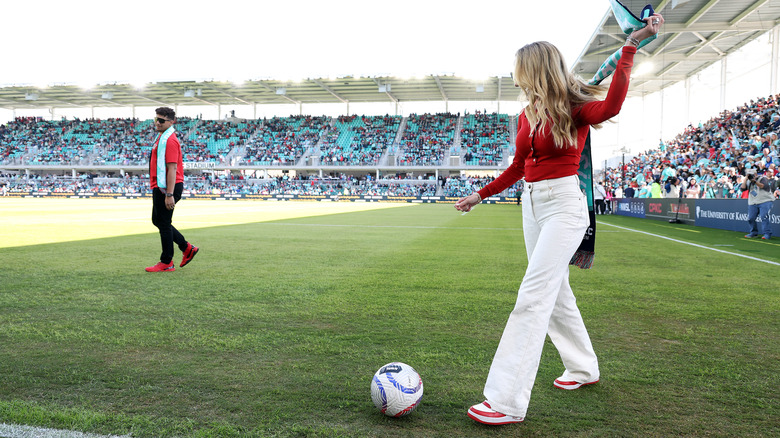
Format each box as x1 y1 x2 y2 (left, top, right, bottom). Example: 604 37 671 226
0 199 777 437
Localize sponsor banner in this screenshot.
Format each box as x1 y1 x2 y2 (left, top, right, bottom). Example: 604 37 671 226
614 198 646 218
1 191 513 205
644 198 697 225
184 162 216 169
48 192 76 198
695 199 780 235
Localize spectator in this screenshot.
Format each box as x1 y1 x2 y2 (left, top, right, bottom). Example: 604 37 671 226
741 168 775 240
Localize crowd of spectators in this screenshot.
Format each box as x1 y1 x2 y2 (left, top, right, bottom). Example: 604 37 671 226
603 94 780 200
1 117 76 165
1 113 501 168
397 113 457 166
243 115 329 165
191 119 259 157
319 115 401 165
460 111 511 166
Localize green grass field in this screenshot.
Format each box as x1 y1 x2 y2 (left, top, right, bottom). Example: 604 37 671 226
0 198 778 437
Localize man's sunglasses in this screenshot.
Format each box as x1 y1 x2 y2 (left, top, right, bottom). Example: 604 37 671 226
154 117 172 124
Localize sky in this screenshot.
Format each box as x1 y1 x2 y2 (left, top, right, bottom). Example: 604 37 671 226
1 0 609 86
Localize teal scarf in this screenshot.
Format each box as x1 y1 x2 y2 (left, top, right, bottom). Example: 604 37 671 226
570 1 655 269
571 132 596 269
154 126 176 189
589 1 657 86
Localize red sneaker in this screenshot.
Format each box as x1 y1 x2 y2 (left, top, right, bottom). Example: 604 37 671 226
180 243 199 267
467 401 524 425
145 261 175 272
553 378 599 390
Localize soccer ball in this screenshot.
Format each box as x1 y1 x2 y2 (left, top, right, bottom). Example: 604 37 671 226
370 362 424 417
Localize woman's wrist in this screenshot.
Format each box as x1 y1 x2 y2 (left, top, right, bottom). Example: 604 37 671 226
474 192 482 203
625 34 640 47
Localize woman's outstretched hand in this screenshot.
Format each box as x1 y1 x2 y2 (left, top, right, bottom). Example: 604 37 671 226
455 193 481 212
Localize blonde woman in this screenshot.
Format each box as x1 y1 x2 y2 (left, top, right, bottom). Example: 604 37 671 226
455 14 664 425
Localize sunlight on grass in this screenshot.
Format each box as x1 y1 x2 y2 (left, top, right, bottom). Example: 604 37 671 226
0 198 418 248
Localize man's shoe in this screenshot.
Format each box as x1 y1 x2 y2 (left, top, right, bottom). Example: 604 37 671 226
554 378 599 390
180 243 199 267
762 235 771 240
467 401 524 425
744 233 758 238
145 261 175 272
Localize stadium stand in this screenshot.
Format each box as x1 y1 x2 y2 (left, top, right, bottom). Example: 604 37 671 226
1 98 779 201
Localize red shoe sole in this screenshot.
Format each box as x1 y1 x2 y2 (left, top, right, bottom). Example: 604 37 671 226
467 402 524 425
554 379 599 390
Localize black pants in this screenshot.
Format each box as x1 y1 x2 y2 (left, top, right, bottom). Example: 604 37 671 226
151 182 187 264
595 199 606 214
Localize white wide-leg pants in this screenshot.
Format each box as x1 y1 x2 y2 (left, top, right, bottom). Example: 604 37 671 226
484 175 600 418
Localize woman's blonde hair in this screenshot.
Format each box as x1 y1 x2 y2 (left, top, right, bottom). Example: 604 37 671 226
514 41 606 148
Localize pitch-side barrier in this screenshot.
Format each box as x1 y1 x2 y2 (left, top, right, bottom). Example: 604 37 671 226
611 197 780 236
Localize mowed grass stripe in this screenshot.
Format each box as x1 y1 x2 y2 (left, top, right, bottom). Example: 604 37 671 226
0 198 417 248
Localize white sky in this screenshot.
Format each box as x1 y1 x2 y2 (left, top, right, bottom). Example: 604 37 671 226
2 0 609 86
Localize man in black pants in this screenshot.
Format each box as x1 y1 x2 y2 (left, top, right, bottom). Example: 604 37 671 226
146 107 199 272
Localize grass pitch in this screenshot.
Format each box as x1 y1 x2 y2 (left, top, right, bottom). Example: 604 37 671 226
0 199 778 437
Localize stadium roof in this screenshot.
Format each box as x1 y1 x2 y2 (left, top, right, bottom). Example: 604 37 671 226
0 75 522 111
1 0 778 111
572 0 780 97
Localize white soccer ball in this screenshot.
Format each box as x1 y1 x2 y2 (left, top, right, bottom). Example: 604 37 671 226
370 362 424 417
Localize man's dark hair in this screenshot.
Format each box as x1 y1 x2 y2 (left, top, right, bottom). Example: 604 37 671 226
155 107 176 121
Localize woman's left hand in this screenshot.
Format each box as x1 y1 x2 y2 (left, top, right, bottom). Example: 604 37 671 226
454 193 480 212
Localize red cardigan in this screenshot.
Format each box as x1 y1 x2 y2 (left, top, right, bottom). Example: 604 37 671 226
478 46 636 199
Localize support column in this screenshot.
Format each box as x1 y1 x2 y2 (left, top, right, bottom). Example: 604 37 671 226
720 58 727 111
771 26 780 95
659 86 664 141
685 77 691 126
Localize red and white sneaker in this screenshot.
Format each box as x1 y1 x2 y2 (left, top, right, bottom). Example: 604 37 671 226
553 377 599 390
145 261 175 272
180 243 199 267
467 401 524 425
